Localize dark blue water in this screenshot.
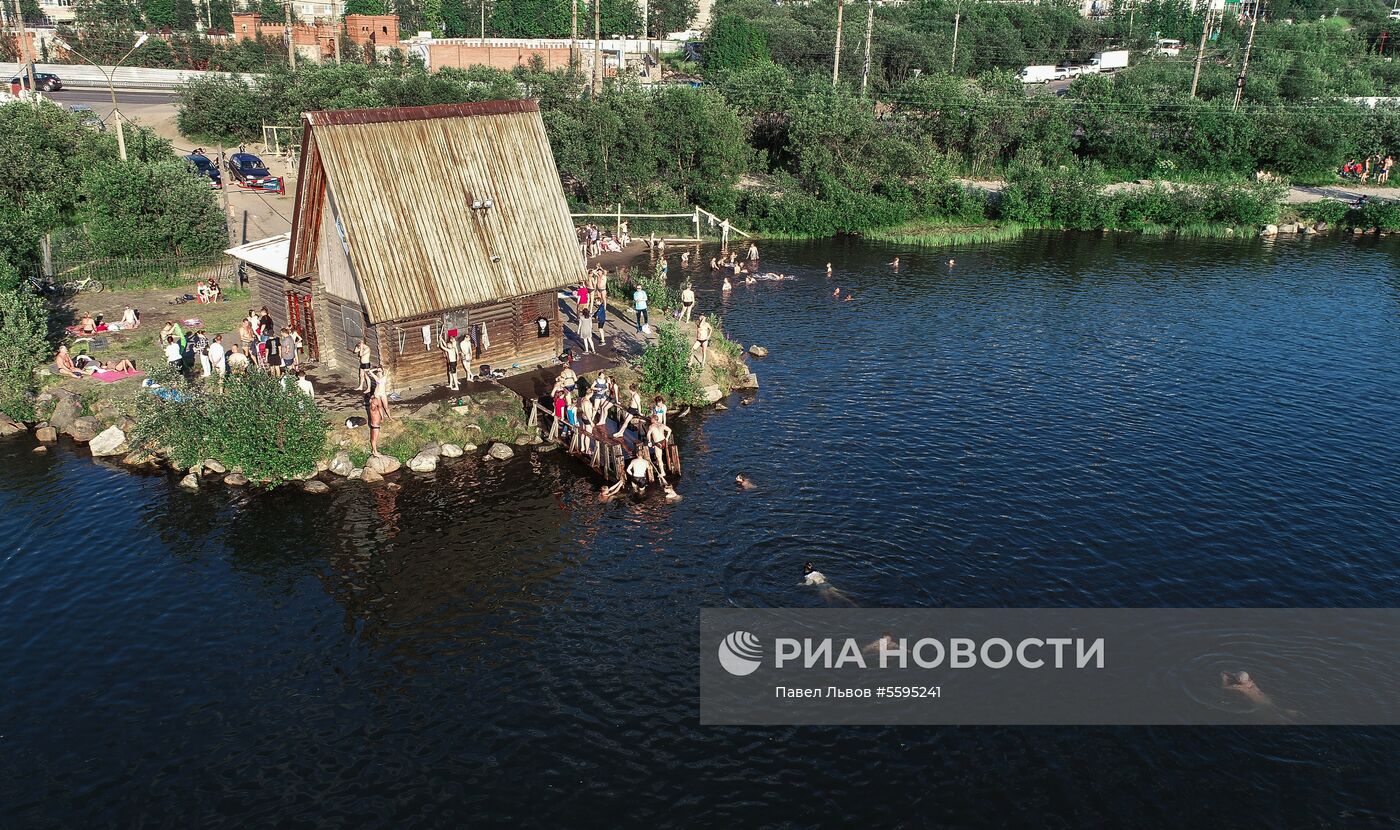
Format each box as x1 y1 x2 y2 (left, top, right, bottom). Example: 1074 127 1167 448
4 232 1400 828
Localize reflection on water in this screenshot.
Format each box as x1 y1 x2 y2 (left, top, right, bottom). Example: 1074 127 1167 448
4 232 1400 827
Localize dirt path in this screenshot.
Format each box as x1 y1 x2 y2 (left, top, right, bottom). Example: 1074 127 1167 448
956 177 1398 204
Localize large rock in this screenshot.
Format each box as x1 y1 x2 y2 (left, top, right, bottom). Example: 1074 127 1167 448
328 451 355 477
64 416 100 443
224 472 249 486
462 443 478 453
35 425 57 442
486 442 515 461
0 414 25 437
365 454 401 475
203 458 227 474
699 385 723 404
361 468 384 483
440 443 464 458
48 390 81 432
419 441 442 459
1314 221 1329 233
122 450 157 467
302 480 330 494
88 425 128 457
1260 224 1278 237
1279 222 1299 234
734 372 760 390
748 345 769 357
178 473 199 490
408 452 439 473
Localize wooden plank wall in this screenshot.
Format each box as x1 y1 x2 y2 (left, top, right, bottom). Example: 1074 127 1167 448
320 292 381 381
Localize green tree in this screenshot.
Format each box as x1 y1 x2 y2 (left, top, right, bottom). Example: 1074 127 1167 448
441 0 470 36
78 159 227 259
343 0 388 14
703 14 770 77
646 0 696 37
173 0 199 29
491 0 570 37
0 262 50 422
143 0 176 26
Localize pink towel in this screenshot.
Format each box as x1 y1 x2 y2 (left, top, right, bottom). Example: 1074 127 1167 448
91 369 144 383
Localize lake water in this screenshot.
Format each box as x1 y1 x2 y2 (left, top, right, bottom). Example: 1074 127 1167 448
4 232 1400 827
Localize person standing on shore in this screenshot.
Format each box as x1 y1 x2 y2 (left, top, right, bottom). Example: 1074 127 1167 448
633 284 649 332
439 331 460 391
578 306 595 354
354 340 372 392
694 315 712 368
679 283 696 322
1382 155 1394 185
208 334 226 381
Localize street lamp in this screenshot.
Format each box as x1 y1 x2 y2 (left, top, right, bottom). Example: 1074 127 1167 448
53 33 149 162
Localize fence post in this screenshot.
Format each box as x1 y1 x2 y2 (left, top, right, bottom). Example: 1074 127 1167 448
693 207 700 241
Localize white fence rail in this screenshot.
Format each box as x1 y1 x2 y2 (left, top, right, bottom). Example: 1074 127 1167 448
0 63 257 92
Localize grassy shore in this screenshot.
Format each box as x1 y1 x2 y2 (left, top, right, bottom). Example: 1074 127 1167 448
864 221 1027 247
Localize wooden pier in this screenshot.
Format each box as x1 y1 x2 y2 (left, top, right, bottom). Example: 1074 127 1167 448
526 399 681 485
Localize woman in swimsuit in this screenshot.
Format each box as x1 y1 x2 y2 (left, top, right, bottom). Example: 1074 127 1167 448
694 316 712 367
652 395 668 426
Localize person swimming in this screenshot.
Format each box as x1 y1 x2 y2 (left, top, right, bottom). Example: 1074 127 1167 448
889 257 900 269
735 474 756 490
826 263 833 277
843 293 854 301
1221 670 1300 720
722 276 732 292
802 562 826 585
803 562 858 605
833 287 841 297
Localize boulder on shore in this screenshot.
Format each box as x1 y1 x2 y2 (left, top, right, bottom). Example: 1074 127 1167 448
748 345 769 357
440 443 464 458
365 454 401 475
1279 222 1299 234
178 473 199 490
0 414 25 437
733 372 760 390
224 472 249 486
1260 224 1279 237
486 442 515 461
48 390 81 432
361 468 384 483
32 445 47 454
302 480 330 494
408 452 439 473
35 425 57 443
328 451 355 477
65 416 101 443
89 426 128 457
419 441 442 459
123 450 156 467
699 385 724 404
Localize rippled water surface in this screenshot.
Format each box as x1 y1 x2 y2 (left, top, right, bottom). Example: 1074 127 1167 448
4 232 1400 828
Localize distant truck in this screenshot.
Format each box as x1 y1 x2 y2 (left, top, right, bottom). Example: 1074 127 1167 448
1018 65 1060 84
1086 50 1130 73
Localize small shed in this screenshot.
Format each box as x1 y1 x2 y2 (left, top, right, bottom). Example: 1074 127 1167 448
271 100 582 389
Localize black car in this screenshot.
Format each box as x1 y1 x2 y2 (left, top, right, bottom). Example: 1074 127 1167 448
9 71 61 91
227 152 272 183
184 152 222 188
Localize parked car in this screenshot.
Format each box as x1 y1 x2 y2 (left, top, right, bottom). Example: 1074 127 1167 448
9 71 61 91
225 151 283 192
1058 65 1082 78
184 152 223 188
67 104 105 131
1019 65 1059 84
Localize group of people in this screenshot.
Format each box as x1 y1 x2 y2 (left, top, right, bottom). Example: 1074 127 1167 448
1340 154 1394 184
576 222 630 259
193 278 224 304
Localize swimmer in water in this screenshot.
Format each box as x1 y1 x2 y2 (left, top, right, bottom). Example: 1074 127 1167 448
735 474 756 490
833 287 841 297
889 257 900 269
1221 671 1301 720
843 293 854 301
722 276 732 292
826 263 833 277
862 633 897 655
663 484 682 502
803 562 858 605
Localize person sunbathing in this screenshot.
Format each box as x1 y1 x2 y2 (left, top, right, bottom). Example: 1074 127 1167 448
54 345 84 378
77 313 97 335
119 306 141 329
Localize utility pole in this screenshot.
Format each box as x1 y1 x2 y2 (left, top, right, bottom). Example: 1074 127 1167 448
333 0 341 64
832 0 845 87
218 144 236 244
571 0 578 68
479 0 484 42
285 0 297 70
13 0 38 107
860 0 874 95
1232 0 1261 111
1189 6 1210 98
592 0 603 98
1127 0 1135 38
949 10 960 73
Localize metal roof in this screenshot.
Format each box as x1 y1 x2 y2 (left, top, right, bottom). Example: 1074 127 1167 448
288 100 584 324
225 232 291 277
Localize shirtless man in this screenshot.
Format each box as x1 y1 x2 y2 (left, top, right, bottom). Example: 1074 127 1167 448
614 383 643 438
120 306 141 329
53 345 85 378
889 257 900 270
1221 670 1300 720
646 415 673 478
368 391 389 457
694 316 712 367
354 340 372 392
803 562 857 606
439 332 460 391
735 474 756 490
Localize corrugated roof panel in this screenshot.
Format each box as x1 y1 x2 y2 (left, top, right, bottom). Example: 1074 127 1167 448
307 103 584 324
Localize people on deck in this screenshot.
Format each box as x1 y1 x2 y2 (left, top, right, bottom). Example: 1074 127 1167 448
614 384 643 438
439 331 461 391
578 305 595 354
652 395 668 426
646 415 673 479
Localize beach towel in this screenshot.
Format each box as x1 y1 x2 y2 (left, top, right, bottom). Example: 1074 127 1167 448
66 323 109 335
91 369 144 383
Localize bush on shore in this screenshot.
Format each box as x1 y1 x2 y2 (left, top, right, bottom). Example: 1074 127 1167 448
638 323 703 407
131 371 327 483
0 262 50 422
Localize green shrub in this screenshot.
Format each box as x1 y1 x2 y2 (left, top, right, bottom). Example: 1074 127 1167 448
638 323 703 406
1297 200 1349 226
132 371 327 483
0 281 49 422
1354 200 1400 231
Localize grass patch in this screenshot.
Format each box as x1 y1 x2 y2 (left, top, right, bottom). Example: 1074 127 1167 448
866 221 1026 247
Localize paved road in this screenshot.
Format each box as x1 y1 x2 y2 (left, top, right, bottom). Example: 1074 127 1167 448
53 88 181 107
